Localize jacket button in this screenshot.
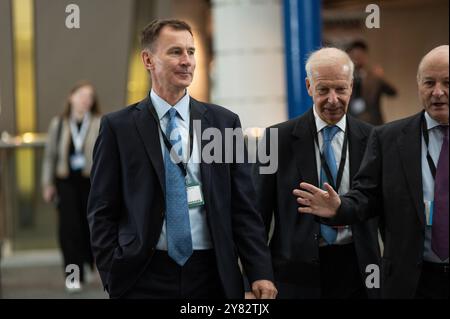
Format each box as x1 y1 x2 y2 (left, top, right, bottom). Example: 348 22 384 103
314 234 319 240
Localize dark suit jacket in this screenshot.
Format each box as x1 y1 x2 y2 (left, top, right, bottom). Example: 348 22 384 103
87 97 274 298
331 111 430 298
253 108 381 298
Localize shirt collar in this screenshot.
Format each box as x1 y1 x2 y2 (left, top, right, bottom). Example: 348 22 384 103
313 105 347 133
150 89 190 122
424 111 441 130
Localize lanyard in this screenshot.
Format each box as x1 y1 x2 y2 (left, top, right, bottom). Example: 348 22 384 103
69 112 91 154
313 124 348 193
422 115 437 179
149 105 194 177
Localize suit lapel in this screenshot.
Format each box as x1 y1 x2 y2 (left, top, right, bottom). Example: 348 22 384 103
347 116 368 182
190 98 212 205
397 112 424 225
133 97 166 196
291 109 319 186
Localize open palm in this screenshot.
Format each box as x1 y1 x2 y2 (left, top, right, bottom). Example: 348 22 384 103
293 182 341 218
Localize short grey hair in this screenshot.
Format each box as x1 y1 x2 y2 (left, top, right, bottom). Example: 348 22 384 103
305 47 354 84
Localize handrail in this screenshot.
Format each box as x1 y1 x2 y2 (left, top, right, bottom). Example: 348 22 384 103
0 132 47 148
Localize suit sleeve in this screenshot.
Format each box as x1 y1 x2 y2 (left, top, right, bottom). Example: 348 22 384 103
229 115 274 284
252 129 276 241
87 116 122 287
328 128 383 225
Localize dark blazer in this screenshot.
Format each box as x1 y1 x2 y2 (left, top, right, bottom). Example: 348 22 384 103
253 108 381 298
87 97 274 298
332 111 430 298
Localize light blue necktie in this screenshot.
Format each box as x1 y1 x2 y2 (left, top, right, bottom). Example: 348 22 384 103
320 125 340 245
164 108 193 266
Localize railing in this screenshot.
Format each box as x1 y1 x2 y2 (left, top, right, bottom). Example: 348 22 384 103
0 133 58 258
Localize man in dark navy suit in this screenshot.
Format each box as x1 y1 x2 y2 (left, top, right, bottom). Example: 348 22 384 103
88 19 277 299
254 48 380 299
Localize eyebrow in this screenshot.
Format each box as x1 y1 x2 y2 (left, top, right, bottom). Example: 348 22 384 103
167 45 195 51
422 77 449 81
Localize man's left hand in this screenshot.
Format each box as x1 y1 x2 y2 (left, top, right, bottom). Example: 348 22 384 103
251 280 277 299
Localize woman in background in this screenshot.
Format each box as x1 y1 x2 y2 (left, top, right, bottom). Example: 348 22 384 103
42 81 101 291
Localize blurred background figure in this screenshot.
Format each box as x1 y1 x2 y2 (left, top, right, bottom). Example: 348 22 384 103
41 81 101 292
346 40 398 125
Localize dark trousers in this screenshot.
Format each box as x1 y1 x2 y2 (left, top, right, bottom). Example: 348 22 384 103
56 175 94 283
122 250 225 299
415 262 449 299
319 243 367 299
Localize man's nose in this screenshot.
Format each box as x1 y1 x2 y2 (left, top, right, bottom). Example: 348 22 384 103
327 90 339 104
180 52 191 66
432 82 445 97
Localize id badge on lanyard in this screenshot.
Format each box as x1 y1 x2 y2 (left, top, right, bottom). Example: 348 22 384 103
186 181 204 208
69 113 90 171
70 153 86 170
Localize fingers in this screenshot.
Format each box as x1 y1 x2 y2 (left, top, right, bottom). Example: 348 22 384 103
252 287 261 299
245 292 256 299
293 187 324 200
298 206 313 214
323 182 337 195
255 287 277 299
296 189 315 200
299 182 321 194
260 289 271 299
251 280 278 299
297 197 310 206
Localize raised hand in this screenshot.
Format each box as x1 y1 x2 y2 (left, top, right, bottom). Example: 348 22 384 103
292 182 341 218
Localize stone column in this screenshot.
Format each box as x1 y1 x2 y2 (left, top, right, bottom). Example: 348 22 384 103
211 0 287 130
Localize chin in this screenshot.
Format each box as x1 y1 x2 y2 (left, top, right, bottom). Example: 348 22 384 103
429 109 449 124
326 114 344 124
175 80 192 88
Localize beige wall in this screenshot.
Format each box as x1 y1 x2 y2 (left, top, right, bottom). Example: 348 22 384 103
0 0 15 135
324 0 449 123
35 0 135 132
364 1 449 122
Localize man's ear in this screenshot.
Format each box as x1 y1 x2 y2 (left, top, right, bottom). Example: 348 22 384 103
306 77 313 97
141 49 153 72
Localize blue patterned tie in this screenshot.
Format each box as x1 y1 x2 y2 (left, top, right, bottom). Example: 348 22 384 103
320 125 340 245
164 108 192 266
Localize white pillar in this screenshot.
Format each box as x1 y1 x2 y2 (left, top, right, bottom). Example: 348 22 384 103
171 0 211 103
211 0 287 131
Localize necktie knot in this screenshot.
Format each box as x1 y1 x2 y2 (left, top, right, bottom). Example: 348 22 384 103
168 108 178 121
323 125 340 142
